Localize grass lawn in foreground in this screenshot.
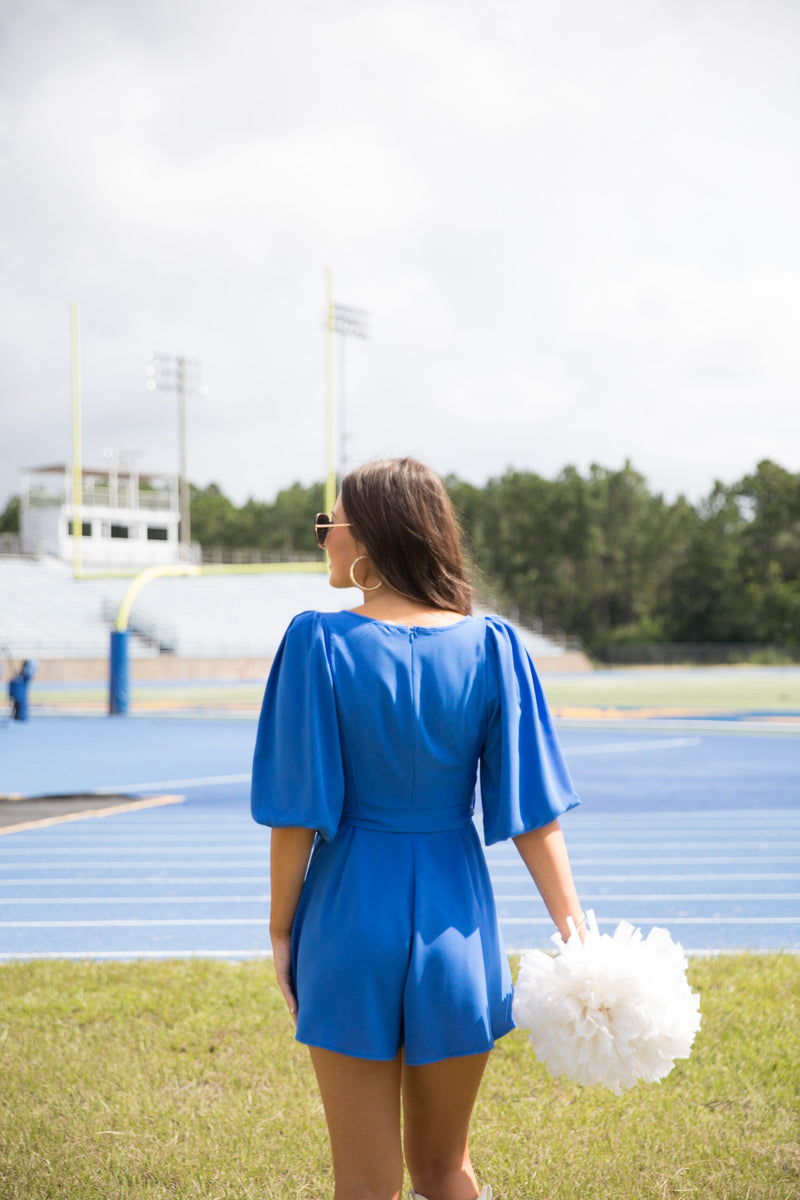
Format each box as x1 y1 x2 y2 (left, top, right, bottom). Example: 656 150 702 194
1 955 798 1199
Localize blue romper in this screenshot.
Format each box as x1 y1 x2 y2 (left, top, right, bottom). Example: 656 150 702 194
251 610 580 1065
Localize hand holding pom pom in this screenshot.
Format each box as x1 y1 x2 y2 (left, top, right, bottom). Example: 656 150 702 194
512 911 702 1095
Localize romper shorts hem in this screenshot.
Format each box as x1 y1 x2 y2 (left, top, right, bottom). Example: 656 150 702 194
295 1023 515 1067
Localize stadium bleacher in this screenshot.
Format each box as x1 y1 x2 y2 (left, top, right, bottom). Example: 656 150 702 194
1 558 128 659
0 557 566 662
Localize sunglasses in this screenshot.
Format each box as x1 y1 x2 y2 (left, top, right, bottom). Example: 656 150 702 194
314 513 353 548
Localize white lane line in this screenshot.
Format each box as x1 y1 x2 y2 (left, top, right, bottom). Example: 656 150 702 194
11 888 791 901
2 836 259 844
499 916 800 925
567 873 800 882
0 895 268 905
3 891 795 905
486 874 800 887
0 878 273 888
0 918 266 927
488 827 703 839
13 809 794 829
7 829 263 837
93 774 251 793
5 873 792 889
487 841 800 852
493 893 800 902
487 839 800 859
5 816 799 847
0 855 268 864
575 873 800 883
3 873 791 892
0 950 272 960
553 810 800 819
505 947 799 957
498 831 800 844
5 858 796 874
565 737 701 756
0 849 262 859
565 815 800 824
4 947 795 961
0 844 261 853
9 840 797 855
487 856 800 865
4 914 799 930
9 835 800 848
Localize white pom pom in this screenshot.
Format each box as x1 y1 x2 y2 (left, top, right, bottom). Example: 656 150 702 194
512 911 702 1095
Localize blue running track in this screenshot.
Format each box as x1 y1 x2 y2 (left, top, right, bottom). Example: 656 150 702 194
0 717 797 959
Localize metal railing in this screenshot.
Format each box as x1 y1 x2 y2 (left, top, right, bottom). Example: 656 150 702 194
199 547 321 565
594 642 800 665
26 488 174 511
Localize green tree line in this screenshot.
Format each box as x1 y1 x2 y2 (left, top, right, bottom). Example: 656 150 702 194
447 459 799 649
189 480 326 553
189 458 798 648
2 459 796 648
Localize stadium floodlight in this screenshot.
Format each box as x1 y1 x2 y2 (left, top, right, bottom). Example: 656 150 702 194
143 352 208 551
331 303 371 340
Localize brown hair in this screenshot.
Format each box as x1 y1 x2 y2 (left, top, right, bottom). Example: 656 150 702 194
341 458 473 615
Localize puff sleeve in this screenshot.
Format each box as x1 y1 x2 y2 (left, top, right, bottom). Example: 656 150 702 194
251 611 345 841
479 616 580 845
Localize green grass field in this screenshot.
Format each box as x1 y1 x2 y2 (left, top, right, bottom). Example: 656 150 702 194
1 955 798 1199
30 665 800 716
543 666 800 714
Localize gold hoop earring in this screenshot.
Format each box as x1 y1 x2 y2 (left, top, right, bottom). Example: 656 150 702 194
349 555 382 591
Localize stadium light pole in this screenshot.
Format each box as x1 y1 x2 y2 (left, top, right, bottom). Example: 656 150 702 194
332 302 370 481
70 302 83 578
324 271 370 511
144 353 207 553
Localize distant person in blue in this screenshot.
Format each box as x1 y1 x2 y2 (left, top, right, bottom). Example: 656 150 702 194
8 659 36 721
251 458 584 1200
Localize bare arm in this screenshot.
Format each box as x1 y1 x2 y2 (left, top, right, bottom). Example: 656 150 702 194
513 819 584 942
269 826 316 1021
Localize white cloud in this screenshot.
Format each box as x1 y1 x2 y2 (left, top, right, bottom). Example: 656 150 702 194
1 0 799 514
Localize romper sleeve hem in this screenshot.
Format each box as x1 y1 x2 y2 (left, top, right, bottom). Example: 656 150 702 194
250 610 345 842
479 616 580 846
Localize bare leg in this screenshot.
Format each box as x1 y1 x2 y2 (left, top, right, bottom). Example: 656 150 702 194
402 1051 490 1200
309 1045 405 1200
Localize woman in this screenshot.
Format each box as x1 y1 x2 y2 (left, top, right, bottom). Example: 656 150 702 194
251 458 583 1200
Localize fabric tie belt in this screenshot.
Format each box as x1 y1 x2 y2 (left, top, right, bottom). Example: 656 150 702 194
339 805 474 834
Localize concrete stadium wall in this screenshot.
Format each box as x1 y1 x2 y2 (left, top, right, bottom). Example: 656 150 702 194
33 649 592 683
32 657 272 683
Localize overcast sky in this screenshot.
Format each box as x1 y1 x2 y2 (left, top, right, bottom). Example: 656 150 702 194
2 0 799 512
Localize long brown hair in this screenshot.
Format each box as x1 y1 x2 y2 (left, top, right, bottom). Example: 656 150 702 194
341 458 473 615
